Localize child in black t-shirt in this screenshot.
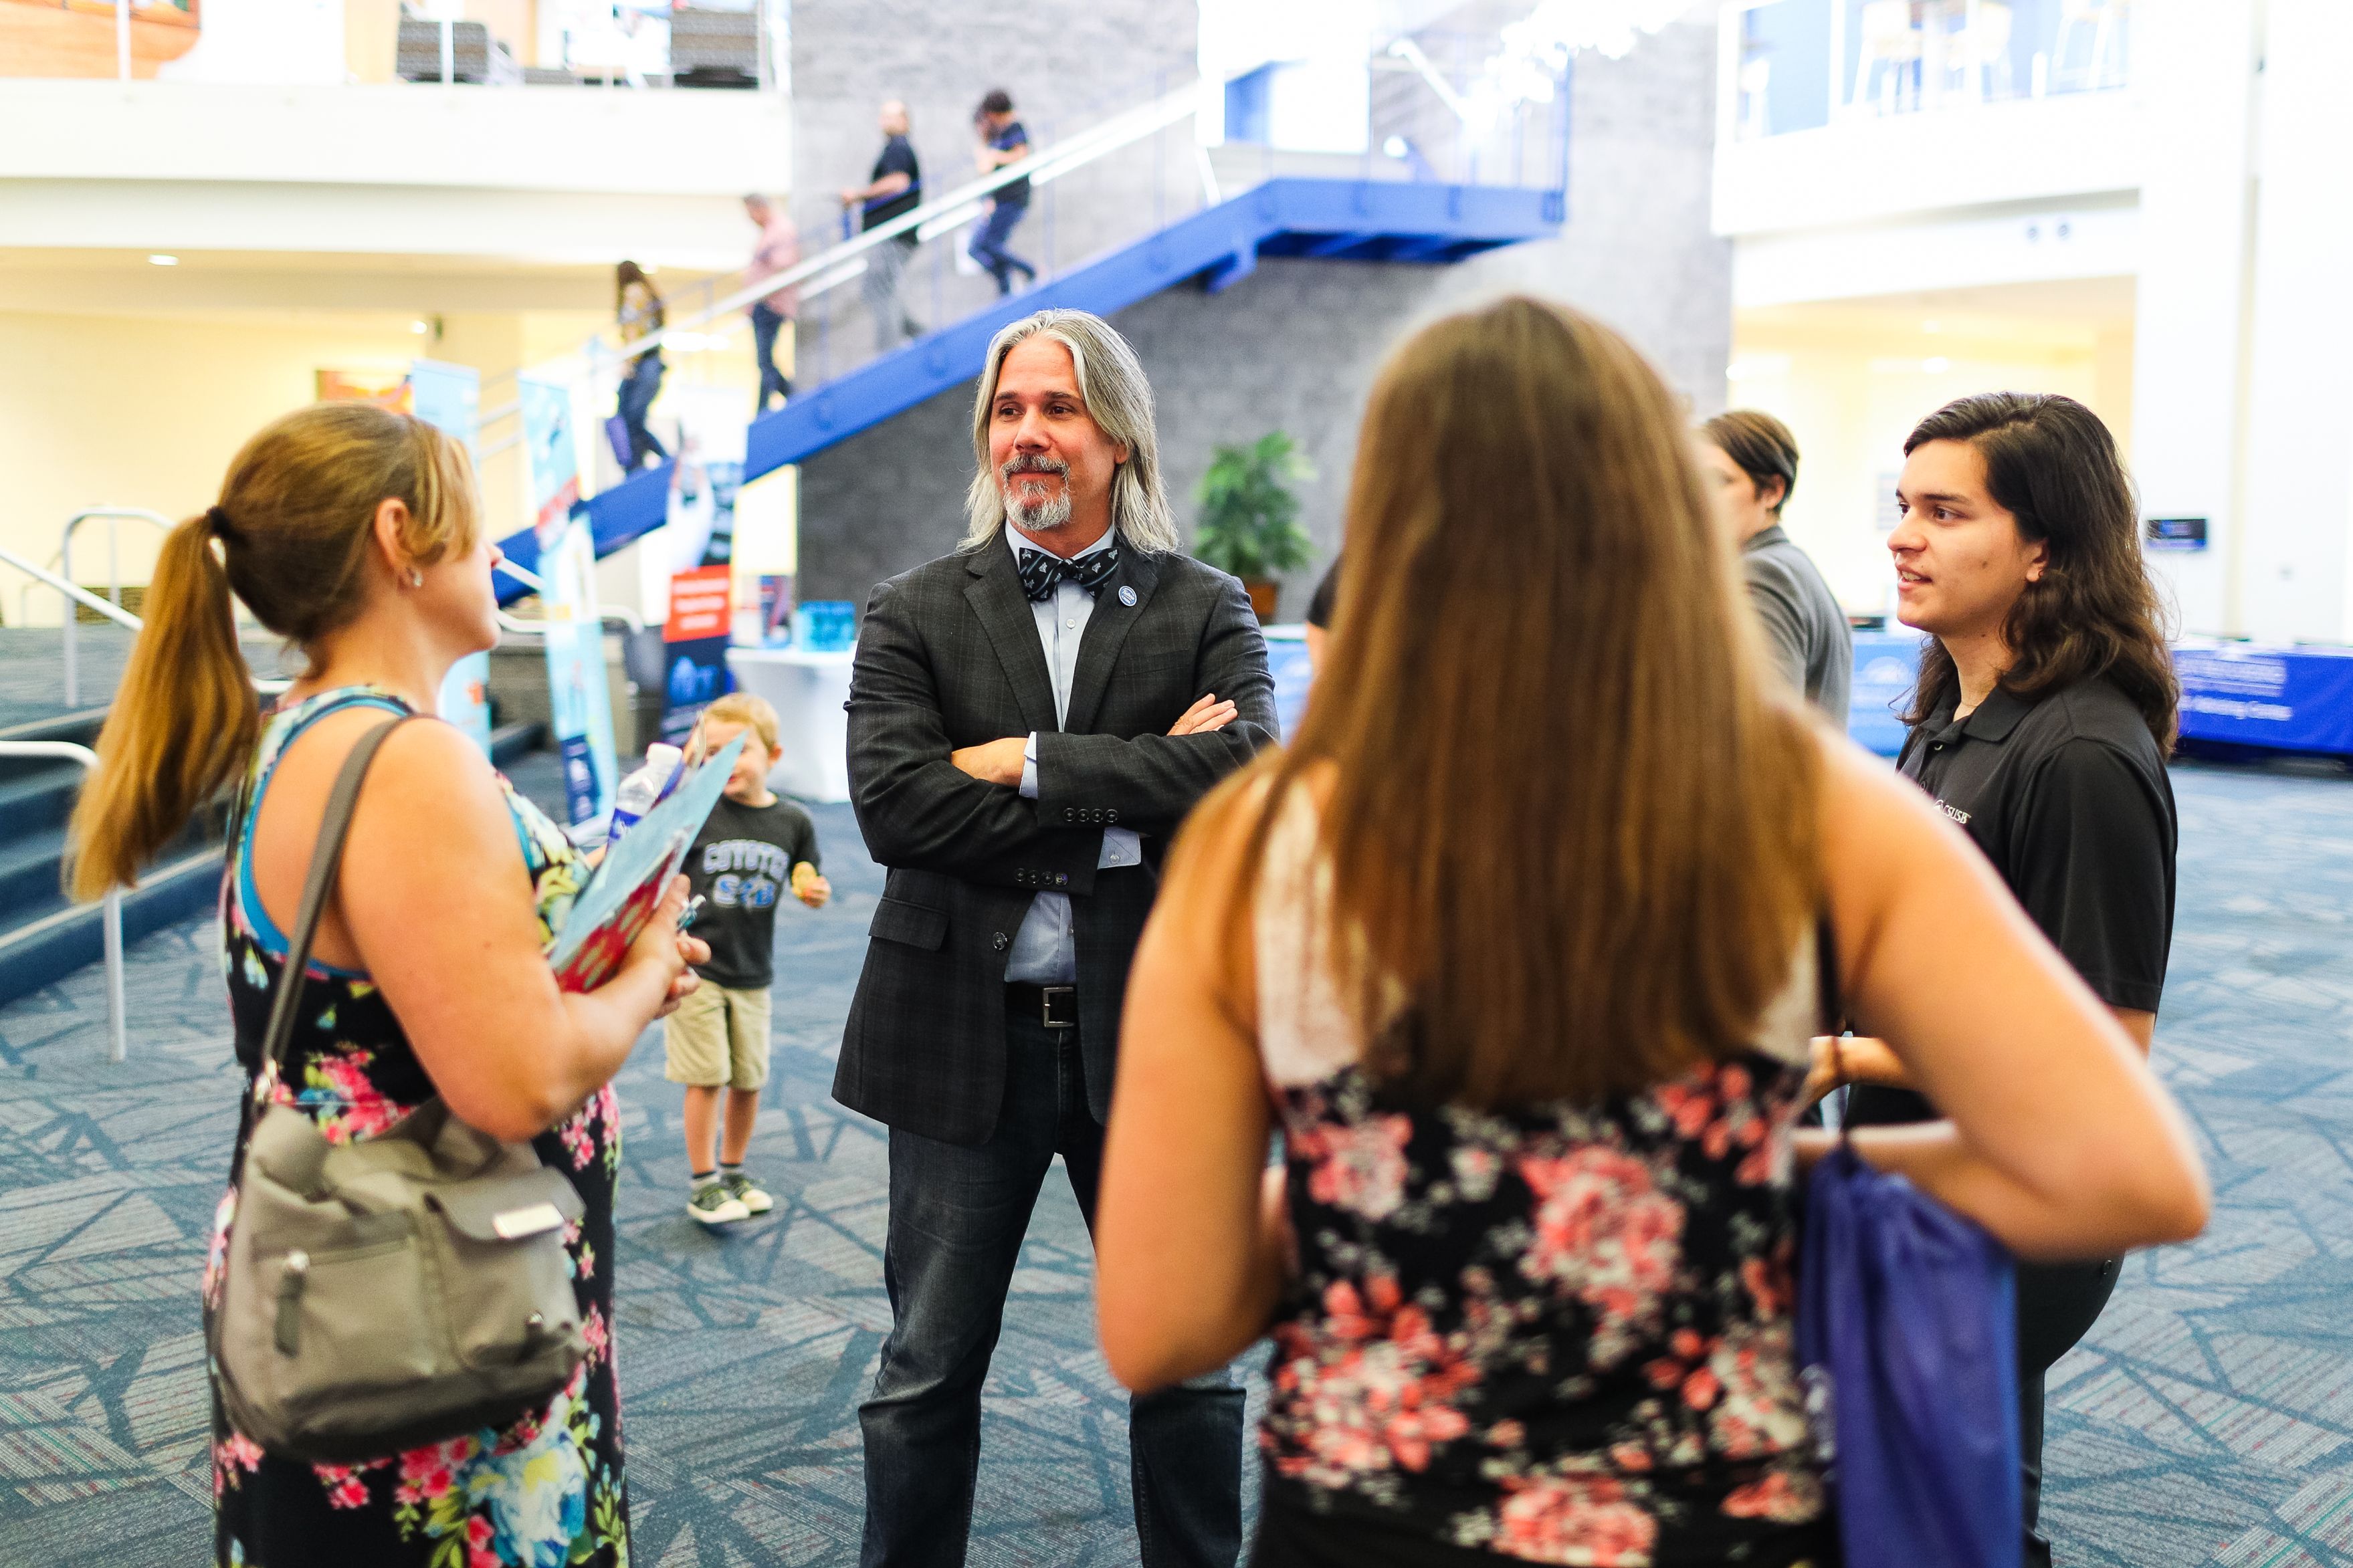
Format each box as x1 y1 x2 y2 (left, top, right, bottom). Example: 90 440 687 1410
666 693 830 1226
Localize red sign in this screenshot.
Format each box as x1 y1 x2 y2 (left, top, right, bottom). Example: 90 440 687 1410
663 565 732 643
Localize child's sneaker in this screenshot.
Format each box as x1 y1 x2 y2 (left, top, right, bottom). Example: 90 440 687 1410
722 1171 774 1216
688 1181 750 1226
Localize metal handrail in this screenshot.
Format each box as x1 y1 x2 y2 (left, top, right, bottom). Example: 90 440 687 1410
529 80 1207 384
61 508 173 708
0 741 124 1063
0 542 292 700
484 552 644 630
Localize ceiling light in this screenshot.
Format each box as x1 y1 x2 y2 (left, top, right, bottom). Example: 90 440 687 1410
148 253 178 266
410 320 431 335
1922 356 1952 374
1383 135 1409 158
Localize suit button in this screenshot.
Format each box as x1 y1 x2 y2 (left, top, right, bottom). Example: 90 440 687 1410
1054 873 1068 887
1063 807 1075 822
1105 808 1118 824
992 931 1010 952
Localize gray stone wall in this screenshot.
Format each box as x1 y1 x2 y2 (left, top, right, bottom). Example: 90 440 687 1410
787 0 1199 364
794 17 1731 619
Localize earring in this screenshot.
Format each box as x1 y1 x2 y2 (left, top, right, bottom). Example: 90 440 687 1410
408 569 424 588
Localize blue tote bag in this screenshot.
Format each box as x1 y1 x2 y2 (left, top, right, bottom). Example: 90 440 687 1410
1798 1108 2022 1568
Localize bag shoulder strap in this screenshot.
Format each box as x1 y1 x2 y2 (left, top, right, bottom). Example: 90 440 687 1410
1815 910 1842 1038
261 716 415 1080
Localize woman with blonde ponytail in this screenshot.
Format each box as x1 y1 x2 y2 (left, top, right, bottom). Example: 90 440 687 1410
74 402 702 1568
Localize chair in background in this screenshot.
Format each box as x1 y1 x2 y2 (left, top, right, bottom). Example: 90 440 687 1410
1943 0 2015 104
1851 0 1925 116
2053 0 2131 92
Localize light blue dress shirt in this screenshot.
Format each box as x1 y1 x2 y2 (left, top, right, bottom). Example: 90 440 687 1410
1003 522 1144 984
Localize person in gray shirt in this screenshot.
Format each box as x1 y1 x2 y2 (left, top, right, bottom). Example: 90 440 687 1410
1700 410 1852 726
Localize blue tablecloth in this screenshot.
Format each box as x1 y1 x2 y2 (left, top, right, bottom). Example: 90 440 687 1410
2174 641 2353 756
1264 627 2353 762
1849 632 1922 757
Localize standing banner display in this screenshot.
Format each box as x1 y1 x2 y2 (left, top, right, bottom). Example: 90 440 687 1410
540 514 621 828
662 564 734 745
520 375 584 539
407 358 495 754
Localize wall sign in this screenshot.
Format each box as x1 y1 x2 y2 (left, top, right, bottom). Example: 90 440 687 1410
2146 517 2209 552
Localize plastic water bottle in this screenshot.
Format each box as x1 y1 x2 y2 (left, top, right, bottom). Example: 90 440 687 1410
606 744 684 848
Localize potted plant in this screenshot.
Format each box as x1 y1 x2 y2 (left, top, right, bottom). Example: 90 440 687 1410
1193 431 1315 623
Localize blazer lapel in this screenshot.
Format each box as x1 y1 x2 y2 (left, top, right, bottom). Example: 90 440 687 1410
1063 544 1159 735
964 544 1058 737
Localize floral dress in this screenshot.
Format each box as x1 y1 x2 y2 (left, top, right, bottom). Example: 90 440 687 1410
205 687 625 1568
1251 791 1833 1568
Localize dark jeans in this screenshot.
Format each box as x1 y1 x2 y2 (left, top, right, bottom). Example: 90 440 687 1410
615 353 667 469
858 1007 1246 1568
750 300 794 412
2017 1257 2121 1568
968 201 1036 296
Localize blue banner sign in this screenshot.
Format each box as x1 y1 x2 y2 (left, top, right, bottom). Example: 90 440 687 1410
2174 642 2353 757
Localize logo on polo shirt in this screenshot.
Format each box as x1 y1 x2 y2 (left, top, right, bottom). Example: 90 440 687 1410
1936 799 1972 826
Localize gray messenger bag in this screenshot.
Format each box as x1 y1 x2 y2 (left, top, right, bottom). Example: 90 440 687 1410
208 716 587 1463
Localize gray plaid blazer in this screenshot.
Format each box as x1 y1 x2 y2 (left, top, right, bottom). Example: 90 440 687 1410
835 534 1276 1147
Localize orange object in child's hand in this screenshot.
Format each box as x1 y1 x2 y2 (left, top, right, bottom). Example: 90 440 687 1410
791 862 831 908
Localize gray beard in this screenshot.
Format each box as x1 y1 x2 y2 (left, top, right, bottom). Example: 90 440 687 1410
1004 483 1073 533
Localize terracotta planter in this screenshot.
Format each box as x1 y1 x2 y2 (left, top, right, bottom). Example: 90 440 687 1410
1242 577 1280 624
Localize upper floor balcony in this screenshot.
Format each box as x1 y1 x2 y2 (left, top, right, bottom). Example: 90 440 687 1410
1714 0 2146 236
0 3 791 269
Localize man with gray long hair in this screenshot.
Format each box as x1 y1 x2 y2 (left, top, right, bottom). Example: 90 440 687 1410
839 308 1273 1567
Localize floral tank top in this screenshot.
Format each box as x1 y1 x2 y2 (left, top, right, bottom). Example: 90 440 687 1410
204 687 627 1568
1252 790 1831 1567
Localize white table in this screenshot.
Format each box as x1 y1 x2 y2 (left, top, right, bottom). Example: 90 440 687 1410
727 647 853 803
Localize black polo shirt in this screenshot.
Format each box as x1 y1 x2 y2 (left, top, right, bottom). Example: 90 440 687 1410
1845 675 2177 1127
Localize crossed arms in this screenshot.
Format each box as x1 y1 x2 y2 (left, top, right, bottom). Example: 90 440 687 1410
845 574 1275 894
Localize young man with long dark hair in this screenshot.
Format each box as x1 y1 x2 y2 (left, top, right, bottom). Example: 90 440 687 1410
1828 391 2180 1568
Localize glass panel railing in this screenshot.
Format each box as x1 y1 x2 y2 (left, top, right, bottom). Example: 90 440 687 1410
1731 0 2134 141
504 40 1568 459
0 0 786 88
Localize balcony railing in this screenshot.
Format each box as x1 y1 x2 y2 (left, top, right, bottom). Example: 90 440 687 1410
1726 0 2133 142
0 0 787 89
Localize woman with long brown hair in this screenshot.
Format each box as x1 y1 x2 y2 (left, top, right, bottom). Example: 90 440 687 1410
72 401 700 1567
1832 391 2182 1568
1092 300 2207 1566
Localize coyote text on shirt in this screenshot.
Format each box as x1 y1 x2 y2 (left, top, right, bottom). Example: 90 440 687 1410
682 794 821 990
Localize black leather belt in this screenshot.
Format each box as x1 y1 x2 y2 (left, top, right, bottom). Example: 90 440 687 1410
1006 982 1079 1030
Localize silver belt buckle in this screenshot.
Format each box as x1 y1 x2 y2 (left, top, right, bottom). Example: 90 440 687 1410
1040 985 1078 1030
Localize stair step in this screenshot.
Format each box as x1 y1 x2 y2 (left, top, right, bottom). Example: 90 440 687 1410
0 824 70 913
0 843 223 1010
0 707 110 749
0 764 84 836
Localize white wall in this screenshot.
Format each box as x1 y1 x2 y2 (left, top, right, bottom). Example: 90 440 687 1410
2128 0 2259 637
2235 1 2353 642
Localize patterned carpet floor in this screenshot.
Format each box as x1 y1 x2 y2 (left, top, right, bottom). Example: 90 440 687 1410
3 734 2352 1565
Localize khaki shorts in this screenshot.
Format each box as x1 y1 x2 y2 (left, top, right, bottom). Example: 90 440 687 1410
662 981 771 1091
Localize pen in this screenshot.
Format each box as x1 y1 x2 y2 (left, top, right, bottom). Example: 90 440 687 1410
678 895 707 932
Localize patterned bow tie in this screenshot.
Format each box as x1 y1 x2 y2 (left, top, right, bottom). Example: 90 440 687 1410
1017 545 1120 603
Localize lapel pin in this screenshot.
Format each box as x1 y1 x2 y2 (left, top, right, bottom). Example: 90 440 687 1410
1118 585 1137 607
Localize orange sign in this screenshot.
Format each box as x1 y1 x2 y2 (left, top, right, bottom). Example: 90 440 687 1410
663 565 732 643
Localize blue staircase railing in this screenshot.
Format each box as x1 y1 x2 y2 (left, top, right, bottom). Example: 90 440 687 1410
492 54 1572 602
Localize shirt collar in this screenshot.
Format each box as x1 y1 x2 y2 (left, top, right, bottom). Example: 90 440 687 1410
1946 685 2034 744
1005 521 1118 566
1741 523 1791 554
